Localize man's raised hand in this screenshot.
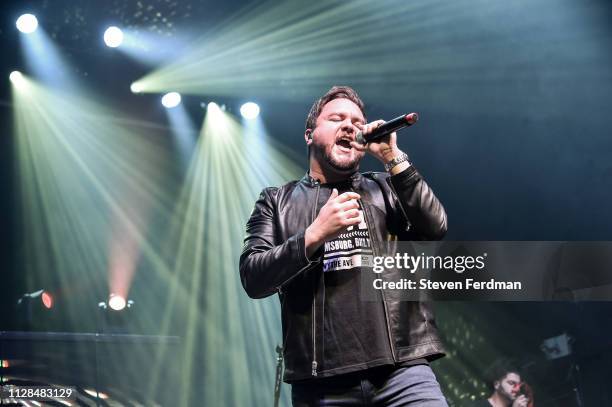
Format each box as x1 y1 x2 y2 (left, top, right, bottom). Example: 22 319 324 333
305 188 362 258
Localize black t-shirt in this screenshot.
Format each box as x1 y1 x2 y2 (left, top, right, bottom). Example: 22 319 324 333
317 183 428 377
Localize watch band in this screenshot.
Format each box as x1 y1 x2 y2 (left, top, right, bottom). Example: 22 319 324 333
384 152 411 172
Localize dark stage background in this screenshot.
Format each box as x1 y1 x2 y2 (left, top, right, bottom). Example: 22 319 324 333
1 0 611 405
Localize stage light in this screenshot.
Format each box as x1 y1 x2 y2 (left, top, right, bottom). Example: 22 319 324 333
161 92 181 108
9 71 24 85
153 102 303 406
98 295 134 333
130 82 143 93
13 77 303 406
17 289 53 309
108 294 127 311
41 291 54 309
16 14 38 34
16 290 55 330
104 26 124 48
133 1 440 100
84 389 109 400
240 102 260 120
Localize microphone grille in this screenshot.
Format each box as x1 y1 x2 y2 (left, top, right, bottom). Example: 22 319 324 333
406 113 419 124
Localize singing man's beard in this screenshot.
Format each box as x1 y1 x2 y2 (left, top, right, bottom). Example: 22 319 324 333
314 144 362 172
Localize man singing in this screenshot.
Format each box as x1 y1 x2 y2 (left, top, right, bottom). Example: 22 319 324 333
240 86 448 406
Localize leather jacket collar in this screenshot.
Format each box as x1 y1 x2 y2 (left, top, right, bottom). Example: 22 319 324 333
300 171 363 189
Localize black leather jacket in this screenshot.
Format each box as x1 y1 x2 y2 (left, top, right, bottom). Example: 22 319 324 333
240 166 448 382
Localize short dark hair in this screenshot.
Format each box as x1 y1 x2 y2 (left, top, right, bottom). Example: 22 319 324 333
305 86 366 131
485 360 521 391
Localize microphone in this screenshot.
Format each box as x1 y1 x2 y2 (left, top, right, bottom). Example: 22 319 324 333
355 113 419 144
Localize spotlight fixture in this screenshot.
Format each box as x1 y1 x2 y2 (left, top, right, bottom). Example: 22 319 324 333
99 294 133 312
9 71 24 84
161 92 181 108
103 26 124 48
16 14 38 34
17 289 54 310
16 289 55 330
207 102 219 112
41 291 54 309
108 294 127 311
130 82 144 93
97 295 134 333
240 102 260 120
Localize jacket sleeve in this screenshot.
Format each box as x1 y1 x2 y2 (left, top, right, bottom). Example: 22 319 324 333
239 187 319 299
386 166 448 240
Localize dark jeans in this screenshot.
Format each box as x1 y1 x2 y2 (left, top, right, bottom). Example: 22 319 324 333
291 364 449 407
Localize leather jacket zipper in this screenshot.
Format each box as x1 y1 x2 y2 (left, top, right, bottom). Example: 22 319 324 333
311 183 320 376
359 196 398 362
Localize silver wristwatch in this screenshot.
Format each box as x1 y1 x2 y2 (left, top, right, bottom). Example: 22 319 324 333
384 152 411 172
